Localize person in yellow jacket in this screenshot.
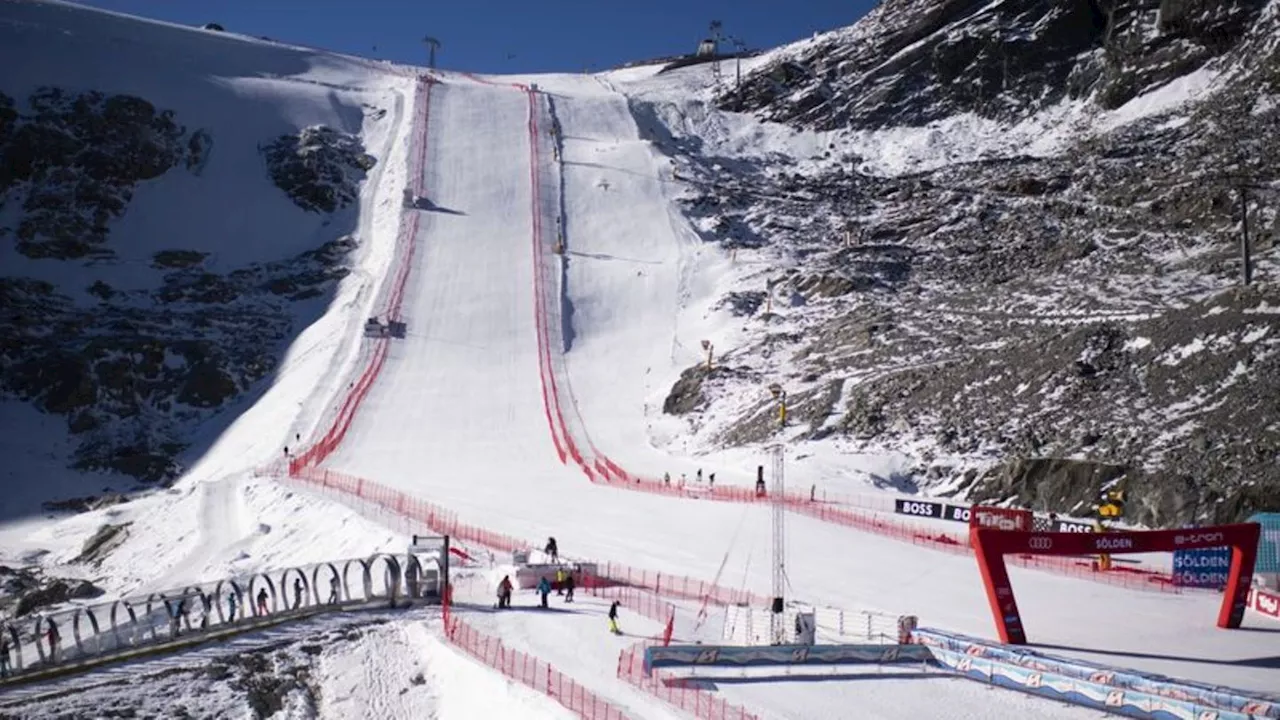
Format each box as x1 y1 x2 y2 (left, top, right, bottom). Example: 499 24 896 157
555 568 567 595
608 601 621 635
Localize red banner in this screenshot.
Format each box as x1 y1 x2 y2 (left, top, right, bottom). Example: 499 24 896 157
972 523 1260 644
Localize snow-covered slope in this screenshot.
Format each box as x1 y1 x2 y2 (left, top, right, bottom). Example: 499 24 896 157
0 0 418 620
321 66 1278 699
4 1 1279 716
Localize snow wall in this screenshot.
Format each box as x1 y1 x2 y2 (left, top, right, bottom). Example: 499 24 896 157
913 628 1280 720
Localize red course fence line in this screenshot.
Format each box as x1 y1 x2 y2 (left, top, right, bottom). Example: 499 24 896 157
289 74 434 475
617 643 760 720
516 88 1181 595
446 615 632 720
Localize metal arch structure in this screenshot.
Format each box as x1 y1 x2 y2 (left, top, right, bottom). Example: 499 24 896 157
0 549 446 684
312 562 343 605
280 567 311 612
212 579 245 623
973 523 1261 644
248 573 279 617
363 554 403 606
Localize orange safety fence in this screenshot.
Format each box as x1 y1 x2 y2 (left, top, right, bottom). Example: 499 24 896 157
584 585 676 631
289 74 434 474
445 615 632 720
617 642 761 720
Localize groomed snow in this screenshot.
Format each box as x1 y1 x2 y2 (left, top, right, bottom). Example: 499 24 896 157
5 1 1279 715
325 65 1279 700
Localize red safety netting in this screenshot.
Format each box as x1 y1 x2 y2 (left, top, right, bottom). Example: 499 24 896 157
288 74 434 474
446 615 632 720
289 466 529 553
617 643 760 720
586 563 769 608
584 585 676 627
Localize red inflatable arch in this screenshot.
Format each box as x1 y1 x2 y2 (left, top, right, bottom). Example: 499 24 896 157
972 522 1260 644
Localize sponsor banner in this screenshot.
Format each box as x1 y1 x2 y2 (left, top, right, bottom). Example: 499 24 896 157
644 643 932 672
894 501 1093 532
893 498 943 519
1251 587 1280 620
1055 519 1094 532
970 506 1034 531
914 628 1278 719
1172 547 1231 589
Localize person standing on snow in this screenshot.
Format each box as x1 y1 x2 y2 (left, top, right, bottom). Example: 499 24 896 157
329 575 341 605
545 537 558 563
497 575 513 609
46 619 60 663
555 567 567 595
228 591 238 622
293 578 304 609
607 601 621 635
256 588 270 616
537 576 552 608
0 631 11 678
563 571 575 603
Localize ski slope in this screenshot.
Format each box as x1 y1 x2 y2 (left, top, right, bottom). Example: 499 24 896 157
4 2 1277 715
324 66 1280 709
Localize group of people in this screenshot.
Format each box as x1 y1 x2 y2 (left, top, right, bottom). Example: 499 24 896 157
662 469 716 487
493 537 622 634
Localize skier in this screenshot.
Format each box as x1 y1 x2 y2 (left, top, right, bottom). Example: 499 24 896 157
563 570 575 603
696 469 703 483
607 601 621 635
709 472 715 487
497 575 513 609
256 588 269 616
329 575 341 605
293 577 304 609
227 591 239 622
537 576 552 609
545 537 559 563
555 567 567 595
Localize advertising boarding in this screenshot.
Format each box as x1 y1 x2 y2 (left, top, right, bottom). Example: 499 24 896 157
1172 546 1232 589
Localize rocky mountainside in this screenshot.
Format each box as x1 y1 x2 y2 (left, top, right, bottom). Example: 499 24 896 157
654 0 1280 526
0 86 374 485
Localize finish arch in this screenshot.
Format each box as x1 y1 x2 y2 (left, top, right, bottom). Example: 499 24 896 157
973 522 1260 644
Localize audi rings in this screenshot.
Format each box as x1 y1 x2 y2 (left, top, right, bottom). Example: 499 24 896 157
1028 536 1054 551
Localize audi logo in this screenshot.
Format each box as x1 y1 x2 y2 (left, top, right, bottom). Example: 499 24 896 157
1028 536 1053 551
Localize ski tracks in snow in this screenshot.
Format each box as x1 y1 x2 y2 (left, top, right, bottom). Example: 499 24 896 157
320 619 439 720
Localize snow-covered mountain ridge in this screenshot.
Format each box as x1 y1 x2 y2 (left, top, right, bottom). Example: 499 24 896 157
0 0 408 507
640 0 1280 526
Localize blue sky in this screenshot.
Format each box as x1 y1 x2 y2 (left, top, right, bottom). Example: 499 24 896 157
74 0 876 73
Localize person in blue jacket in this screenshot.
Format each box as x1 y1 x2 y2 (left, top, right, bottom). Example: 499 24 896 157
537 576 552 608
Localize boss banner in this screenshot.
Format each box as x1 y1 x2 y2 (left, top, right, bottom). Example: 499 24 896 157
892 500 1091 532
893 498 944 519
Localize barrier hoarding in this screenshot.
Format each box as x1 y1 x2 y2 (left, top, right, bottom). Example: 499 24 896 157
1172 546 1232 589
